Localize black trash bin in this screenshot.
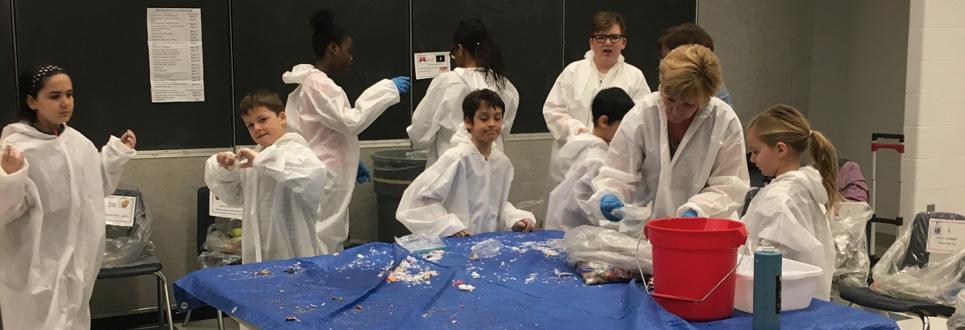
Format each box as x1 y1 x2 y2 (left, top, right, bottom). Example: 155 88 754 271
371 149 427 242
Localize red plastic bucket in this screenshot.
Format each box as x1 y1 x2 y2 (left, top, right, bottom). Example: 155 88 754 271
644 217 748 321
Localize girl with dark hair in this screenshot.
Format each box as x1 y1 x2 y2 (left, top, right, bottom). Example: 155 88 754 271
407 19 518 167
0 65 137 329
282 8 410 255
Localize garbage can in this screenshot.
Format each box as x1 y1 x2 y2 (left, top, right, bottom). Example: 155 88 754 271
371 149 428 242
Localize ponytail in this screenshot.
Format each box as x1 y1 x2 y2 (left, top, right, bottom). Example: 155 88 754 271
453 19 508 90
809 130 842 212
473 39 507 90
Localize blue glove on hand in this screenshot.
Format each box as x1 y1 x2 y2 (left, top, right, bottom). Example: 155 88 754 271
682 209 698 218
391 76 411 93
356 161 372 184
600 194 625 222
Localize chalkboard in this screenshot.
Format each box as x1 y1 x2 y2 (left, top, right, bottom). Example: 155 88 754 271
411 0 564 134
13 0 233 150
232 0 410 144
564 0 697 92
6 0 696 148
0 0 16 126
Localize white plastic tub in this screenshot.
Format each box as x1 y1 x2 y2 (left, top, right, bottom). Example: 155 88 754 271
733 255 824 313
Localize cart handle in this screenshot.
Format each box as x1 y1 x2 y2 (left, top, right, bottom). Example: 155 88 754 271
872 133 904 143
872 143 905 153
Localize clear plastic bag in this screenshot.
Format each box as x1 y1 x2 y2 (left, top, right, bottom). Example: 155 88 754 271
611 205 651 221
395 233 447 254
608 202 653 234
564 225 653 275
203 224 242 255
577 261 641 285
830 202 873 295
196 221 242 268
102 190 155 268
469 238 503 260
870 212 965 305
949 290 965 329
198 250 242 269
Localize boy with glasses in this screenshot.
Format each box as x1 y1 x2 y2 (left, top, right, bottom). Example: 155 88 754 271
541 11 651 222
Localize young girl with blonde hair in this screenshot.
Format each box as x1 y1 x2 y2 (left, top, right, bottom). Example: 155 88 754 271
742 104 842 301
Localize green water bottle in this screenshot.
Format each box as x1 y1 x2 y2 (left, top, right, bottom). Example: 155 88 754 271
753 245 781 330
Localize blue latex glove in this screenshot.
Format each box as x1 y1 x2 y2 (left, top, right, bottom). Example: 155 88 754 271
356 161 372 184
391 76 411 93
600 194 625 222
682 209 698 218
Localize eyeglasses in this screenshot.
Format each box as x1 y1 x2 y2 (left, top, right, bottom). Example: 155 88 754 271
592 34 624 43
450 46 458 59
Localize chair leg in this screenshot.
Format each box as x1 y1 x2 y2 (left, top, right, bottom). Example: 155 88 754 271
183 310 193 327
918 312 930 330
155 271 175 330
217 310 225 330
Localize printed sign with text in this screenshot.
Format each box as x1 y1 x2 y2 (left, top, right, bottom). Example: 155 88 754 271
209 190 243 220
926 218 965 263
105 195 138 227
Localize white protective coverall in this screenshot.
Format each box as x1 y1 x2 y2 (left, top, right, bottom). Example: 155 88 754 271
283 64 400 254
741 166 834 300
588 92 749 221
545 133 607 231
407 67 519 167
542 51 651 193
396 143 535 238
204 133 329 263
0 123 135 330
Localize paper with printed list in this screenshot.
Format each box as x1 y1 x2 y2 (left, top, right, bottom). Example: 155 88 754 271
147 8 205 103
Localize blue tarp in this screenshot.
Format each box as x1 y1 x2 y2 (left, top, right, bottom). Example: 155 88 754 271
174 231 899 330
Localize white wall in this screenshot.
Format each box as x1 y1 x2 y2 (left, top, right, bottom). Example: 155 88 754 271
808 1 909 233
698 0 815 124
902 0 965 221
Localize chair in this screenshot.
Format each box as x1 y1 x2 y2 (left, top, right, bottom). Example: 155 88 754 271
739 187 761 217
97 189 174 330
746 152 770 188
840 211 965 330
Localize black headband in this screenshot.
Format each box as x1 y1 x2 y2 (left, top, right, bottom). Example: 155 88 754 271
30 65 66 92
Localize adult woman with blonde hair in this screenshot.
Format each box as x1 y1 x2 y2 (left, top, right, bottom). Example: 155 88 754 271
591 44 749 223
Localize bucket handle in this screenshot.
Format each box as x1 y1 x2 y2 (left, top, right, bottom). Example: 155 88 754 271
646 240 748 303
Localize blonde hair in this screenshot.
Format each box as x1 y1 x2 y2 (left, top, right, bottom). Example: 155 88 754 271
659 44 722 107
748 104 842 212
